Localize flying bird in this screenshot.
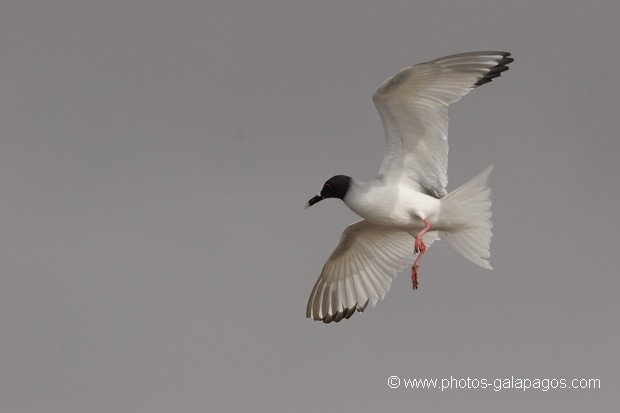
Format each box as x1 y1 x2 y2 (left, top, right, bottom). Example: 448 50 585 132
305 51 513 323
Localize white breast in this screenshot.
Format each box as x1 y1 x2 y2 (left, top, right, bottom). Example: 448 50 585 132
344 181 441 229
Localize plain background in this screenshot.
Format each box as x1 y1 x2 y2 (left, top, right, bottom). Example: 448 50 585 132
1 0 619 411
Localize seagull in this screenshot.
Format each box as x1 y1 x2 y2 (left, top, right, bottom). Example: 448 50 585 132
305 51 513 323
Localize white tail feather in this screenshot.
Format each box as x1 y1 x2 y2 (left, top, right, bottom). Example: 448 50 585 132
440 165 494 269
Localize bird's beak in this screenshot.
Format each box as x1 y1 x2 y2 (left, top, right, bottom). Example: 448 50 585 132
305 194 324 209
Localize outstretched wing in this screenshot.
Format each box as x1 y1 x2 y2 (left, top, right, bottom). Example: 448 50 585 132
307 220 438 323
373 51 513 198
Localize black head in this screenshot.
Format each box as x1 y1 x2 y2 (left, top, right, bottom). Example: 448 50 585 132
305 175 352 209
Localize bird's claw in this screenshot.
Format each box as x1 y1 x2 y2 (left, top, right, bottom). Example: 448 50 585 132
414 236 426 254
411 265 419 290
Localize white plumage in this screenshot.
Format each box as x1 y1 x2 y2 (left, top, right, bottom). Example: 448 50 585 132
306 52 513 323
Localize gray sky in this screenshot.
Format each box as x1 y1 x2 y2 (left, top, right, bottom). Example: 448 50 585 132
1 0 619 411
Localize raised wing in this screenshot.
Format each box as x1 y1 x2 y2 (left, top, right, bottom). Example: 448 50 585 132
373 51 513 197
307 220 438 323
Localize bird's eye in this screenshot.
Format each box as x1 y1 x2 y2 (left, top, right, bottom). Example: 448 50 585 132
324 183 332 190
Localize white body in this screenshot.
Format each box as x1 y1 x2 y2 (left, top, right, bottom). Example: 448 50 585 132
345 179 441 229
344 177 484 233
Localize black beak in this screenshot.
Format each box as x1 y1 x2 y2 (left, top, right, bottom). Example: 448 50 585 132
305 194 324 209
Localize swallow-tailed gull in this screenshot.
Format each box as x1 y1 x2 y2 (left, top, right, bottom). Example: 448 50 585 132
305 51 513 323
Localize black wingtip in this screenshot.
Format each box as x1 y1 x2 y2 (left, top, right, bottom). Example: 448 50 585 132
318 306 355 323
474 53 513 87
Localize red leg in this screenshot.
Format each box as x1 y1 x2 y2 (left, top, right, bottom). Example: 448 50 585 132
411 219 431 290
